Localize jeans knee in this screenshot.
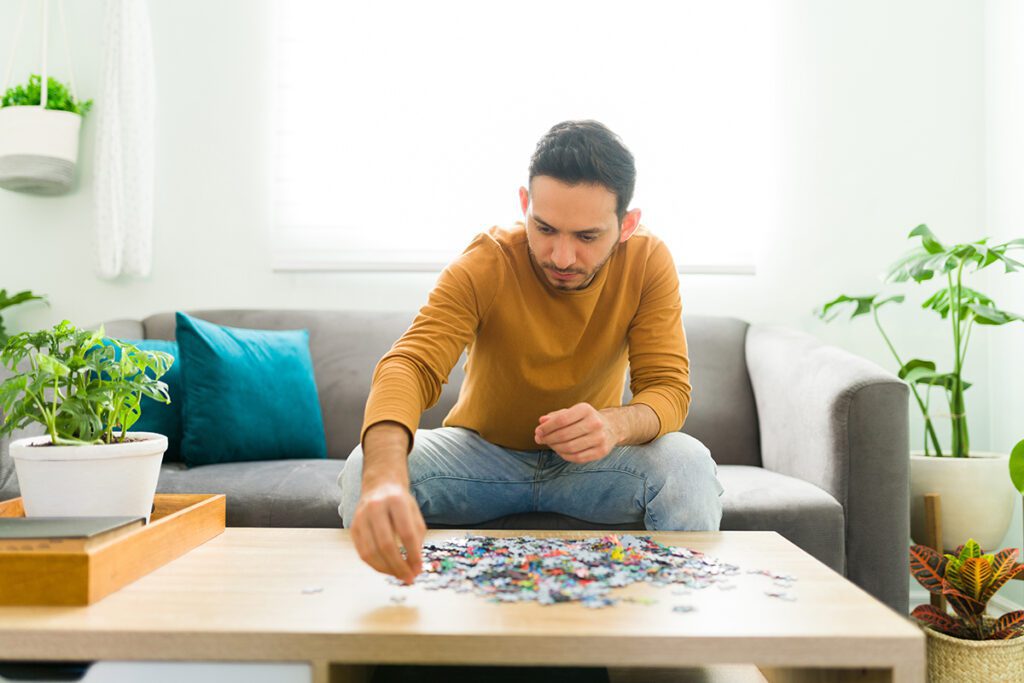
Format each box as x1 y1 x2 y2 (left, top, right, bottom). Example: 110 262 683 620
652 434 724 531
644 432 719 483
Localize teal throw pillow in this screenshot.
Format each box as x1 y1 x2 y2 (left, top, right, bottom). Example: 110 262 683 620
122 339 183 462
175 312 327 467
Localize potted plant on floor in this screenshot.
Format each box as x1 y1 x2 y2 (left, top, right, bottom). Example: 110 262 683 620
0 288 46 345
817 225 1024 550
0 74 93 194
909 540 1024 682
0 320 173 521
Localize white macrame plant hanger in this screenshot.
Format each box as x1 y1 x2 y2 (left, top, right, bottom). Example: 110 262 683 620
0 0 84 195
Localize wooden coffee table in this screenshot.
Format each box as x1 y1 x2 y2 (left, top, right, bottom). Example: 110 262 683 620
0 529 924 683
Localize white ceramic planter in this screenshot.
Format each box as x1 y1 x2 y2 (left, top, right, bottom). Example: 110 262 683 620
910 452 1016 552
10 432 167 523
0 105 83 194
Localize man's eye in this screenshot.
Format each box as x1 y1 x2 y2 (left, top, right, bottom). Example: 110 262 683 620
579 234 596 242
538 226 554 234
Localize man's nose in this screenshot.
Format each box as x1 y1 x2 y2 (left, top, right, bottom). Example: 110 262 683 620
551 237 575 270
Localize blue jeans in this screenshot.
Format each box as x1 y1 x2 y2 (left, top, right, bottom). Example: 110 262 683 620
338 427 724 531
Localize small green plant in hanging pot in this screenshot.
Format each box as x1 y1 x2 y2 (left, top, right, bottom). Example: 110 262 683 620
0 74 93 195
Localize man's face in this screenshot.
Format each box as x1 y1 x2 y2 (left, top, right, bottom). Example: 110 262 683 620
520 176 636 291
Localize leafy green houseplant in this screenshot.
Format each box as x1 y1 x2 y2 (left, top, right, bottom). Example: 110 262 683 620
1 74 93 115
817 225 1023 458
818 225 1024 552
0 321 173 519
0 321 172 445
0 288 46 346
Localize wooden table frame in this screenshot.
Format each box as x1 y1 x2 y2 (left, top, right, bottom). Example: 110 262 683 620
0 529 925 683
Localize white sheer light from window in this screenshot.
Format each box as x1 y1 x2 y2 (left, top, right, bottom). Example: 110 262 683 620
271 0 778 273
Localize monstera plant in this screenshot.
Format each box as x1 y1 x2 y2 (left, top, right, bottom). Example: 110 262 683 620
818 225 1024 552
818 226 1023 458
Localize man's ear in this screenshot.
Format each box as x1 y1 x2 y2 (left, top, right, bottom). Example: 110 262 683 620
619 208 642 243
519 186 530 216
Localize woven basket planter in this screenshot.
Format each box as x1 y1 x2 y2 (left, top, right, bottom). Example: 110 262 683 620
0 105 83 195
924 623 1024 683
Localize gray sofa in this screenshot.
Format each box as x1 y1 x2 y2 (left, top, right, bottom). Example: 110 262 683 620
0 310 910 614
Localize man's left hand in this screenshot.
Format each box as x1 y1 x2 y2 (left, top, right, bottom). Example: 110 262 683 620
534 402 619 463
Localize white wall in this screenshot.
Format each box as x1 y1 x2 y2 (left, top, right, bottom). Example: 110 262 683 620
985 0 1024 609
0 0 1015 602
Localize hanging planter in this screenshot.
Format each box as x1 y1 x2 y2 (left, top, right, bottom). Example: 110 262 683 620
0 0 92 195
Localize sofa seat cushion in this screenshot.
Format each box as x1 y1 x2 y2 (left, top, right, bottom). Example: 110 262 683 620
719 465 845 573
157 459 344 527
433 465 845 575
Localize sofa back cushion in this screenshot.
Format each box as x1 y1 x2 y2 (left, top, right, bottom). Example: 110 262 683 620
136 310 761 466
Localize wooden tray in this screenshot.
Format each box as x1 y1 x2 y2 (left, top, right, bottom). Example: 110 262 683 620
0 493 226 606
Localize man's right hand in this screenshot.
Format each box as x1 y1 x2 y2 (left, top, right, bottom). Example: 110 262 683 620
350 422 427 584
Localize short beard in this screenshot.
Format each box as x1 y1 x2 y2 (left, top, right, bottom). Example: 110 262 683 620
528 239 620 291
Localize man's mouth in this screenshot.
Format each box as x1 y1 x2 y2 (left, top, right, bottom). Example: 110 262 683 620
547 268 580 281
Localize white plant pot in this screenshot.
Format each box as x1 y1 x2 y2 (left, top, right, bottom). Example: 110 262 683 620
910 452 1016 552
0 105 83 195
10 432 167 523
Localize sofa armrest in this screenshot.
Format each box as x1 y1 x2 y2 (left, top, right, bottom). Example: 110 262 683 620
745 324 909 614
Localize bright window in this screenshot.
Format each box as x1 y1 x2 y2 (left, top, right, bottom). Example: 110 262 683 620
272 1 778 274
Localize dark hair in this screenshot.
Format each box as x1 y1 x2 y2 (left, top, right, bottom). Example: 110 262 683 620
528 120 636 221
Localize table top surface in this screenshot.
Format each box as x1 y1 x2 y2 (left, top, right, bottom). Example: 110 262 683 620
0 529 924 668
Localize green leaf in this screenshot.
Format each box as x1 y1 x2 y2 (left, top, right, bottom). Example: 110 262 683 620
0 320 171 444
1010 439 1024 495
958 539 983 562
898 359 936 381
898 362 971 391
0 75 92 116
966 303 1024 326
885 247 933 283
922 287 994 319
910 224 945 254
36 353 70 378
815 294 903 322
991 250 1024 274
815 295 874 321
0 289 47 312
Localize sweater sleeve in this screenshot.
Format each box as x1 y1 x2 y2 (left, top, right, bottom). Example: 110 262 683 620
626 240 691 437
361 233 503 449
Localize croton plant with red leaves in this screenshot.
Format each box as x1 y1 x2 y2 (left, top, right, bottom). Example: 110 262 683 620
910 539 1024 640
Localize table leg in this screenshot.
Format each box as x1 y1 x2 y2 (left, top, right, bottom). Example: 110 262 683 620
318 663 374 683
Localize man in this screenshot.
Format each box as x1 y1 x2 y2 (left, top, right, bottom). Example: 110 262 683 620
339 120 724 585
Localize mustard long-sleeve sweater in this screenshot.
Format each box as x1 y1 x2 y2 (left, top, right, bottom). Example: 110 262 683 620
361 223 691 451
